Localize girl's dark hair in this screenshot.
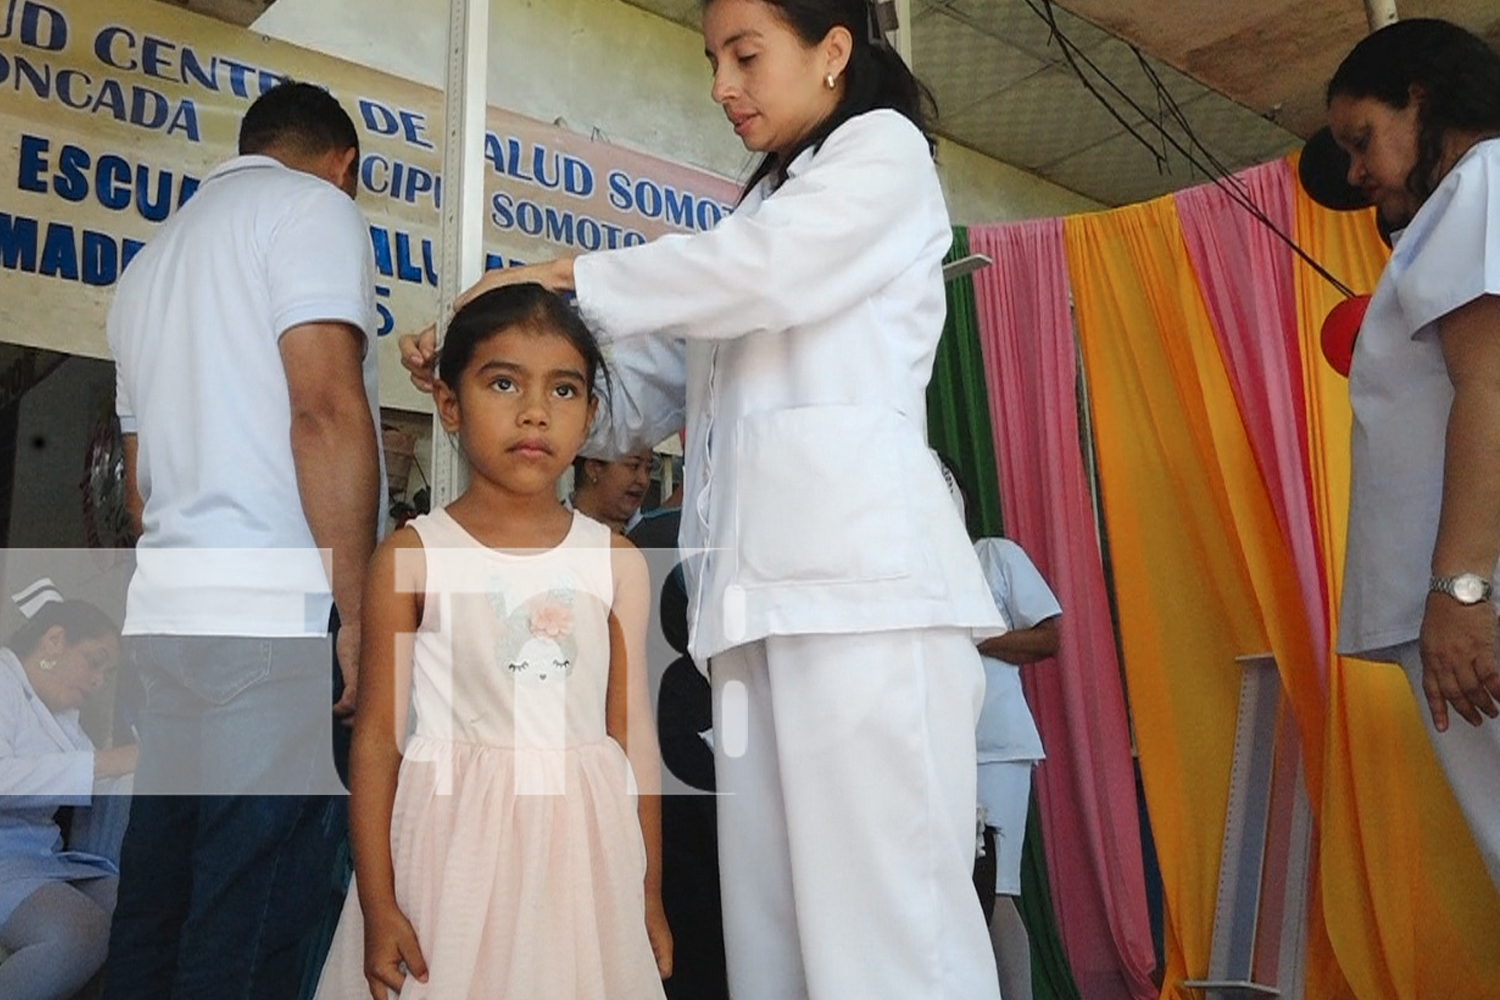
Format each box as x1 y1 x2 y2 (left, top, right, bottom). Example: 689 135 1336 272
1328 18 1500 203
437 283 611 405
711 0 937 197
10 600 117 658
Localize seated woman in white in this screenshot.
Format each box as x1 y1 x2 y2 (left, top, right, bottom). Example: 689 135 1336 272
0 584 135 1000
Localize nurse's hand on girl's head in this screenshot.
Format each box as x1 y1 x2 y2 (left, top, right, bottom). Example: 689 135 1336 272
399 257 581 395
399 328 439 394
457 258 578 310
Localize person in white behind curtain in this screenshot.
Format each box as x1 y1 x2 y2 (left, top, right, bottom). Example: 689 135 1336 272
401 1 1006 996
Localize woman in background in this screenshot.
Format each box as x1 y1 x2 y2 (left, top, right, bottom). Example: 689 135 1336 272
571 447 655 535
0 585 135 1000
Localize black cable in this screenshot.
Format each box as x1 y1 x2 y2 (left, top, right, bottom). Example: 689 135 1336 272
1020 0 1358 299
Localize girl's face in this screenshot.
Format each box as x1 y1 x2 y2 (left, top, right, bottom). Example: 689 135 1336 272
29 626 120 714
583 448 654 525
703 0 849 160
1328 91 1423 229
436 326 598 499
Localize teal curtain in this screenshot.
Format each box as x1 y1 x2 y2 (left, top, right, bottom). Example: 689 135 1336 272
927 228 1084 1000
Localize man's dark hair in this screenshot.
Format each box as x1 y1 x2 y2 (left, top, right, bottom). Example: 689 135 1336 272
239 80 360 159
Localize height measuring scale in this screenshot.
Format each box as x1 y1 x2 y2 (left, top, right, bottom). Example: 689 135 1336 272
431 0 490 507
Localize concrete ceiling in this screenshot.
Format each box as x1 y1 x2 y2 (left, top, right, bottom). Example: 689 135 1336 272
623 0 1310 205
1057 0 1500 142
165 0 1500 207
624 0 1500 205
158 0 274 26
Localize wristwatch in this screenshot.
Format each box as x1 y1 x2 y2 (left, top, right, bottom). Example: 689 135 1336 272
1428 572 1494 605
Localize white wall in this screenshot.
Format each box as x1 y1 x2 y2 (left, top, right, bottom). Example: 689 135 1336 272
937 137 1100 223
253 0 1100 224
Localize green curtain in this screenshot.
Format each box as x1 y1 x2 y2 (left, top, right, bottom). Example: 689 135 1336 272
926 228 1084 1000
927 229 1005 538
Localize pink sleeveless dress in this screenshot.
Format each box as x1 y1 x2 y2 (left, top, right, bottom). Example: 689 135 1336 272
314 509 664 999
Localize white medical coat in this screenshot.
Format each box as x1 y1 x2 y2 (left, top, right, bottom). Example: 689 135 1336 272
0 648 116 925
575 110 1004 661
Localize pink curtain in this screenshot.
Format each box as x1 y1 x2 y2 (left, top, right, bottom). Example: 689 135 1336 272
1174 164 1329 693
968 219 1158 1000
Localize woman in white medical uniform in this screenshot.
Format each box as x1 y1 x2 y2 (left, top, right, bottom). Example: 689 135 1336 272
404 1 1005 995
1324 18 1500 890
1 590 135 1000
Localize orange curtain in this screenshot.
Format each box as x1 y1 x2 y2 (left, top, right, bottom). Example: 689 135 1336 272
1063 198 1327 999
1291 153 1500 1000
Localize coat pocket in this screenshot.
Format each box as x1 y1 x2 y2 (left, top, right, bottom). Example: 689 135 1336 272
733 405 915 587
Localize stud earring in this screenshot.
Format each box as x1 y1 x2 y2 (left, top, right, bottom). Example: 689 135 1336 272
825 72 837 90
590 475 599 485
38 658 56 672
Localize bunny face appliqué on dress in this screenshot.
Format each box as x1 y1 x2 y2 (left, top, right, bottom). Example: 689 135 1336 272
488 580 579 685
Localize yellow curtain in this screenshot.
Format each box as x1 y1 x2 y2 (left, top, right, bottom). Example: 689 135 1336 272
1291 154 1500 1000
1064 198 1329 1000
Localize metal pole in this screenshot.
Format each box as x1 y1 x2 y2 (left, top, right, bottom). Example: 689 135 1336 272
431 0 490 507
1363 0 1397 29
893 0 912 67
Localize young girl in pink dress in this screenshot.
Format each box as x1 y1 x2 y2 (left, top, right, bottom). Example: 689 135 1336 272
314 284 672 1000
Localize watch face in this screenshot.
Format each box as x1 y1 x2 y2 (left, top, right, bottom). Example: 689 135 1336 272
1453 575 1489 603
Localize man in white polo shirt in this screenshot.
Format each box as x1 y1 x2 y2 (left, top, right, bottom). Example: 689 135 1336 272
102 81 381 1000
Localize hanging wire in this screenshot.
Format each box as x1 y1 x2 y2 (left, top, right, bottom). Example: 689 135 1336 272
1022 0 1359 299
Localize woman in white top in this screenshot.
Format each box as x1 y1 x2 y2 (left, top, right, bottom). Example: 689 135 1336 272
404 1 1004 995
1325 18 1500 890
571 446 655 535
0 592 135 1000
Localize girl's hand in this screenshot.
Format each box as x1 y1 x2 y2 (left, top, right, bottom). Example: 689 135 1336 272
646 893 674 980
363 904 429 1000
398 259 578 395
1419 593 1500 731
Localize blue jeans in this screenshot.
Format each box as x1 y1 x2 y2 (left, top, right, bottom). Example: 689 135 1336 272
102 635 346 1000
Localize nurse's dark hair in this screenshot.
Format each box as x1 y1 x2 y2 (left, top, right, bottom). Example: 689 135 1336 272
9 600 118 658
436 282 611 405
1327 18 1500 203
707 0 936 197
239 80 360 159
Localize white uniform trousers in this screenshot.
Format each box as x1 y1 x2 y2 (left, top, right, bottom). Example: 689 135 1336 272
710 628 1000 1000
1395 641 1500 891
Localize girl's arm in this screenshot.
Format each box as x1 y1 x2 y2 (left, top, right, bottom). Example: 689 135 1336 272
606 534 673 980
350 528 429 999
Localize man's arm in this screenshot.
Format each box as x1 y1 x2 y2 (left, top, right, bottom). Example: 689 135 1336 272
977 616 1060 664
122 433 143 542
279 321 380 718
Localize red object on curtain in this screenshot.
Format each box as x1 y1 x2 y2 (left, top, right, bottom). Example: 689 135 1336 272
967 219 1158 1000
1319 295 1369 378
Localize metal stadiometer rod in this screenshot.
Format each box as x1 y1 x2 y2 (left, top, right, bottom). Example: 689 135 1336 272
893 0 913 67
1363 0 1397 29
431 0 491 507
